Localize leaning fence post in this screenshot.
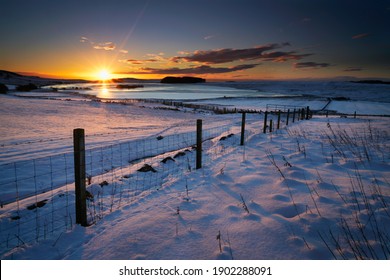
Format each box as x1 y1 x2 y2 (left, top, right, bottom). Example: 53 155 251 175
73 128 87 227
240 112 246 146
196 119 202 169
263 111 268 133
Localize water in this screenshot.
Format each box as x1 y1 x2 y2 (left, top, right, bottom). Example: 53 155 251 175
51 80 390 102
52 82 258 100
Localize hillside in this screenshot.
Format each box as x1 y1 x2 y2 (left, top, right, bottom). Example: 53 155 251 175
0 70 86 86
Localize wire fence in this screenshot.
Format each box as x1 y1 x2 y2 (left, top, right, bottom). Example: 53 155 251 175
0 119 241 255
82 122 239 224
0 108 308 256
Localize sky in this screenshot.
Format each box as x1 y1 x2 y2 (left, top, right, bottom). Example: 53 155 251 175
1 0 390 80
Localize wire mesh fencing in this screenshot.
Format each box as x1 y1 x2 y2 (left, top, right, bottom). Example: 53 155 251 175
82 122 239 224
0 118 243 255
0 153 76 255
0 109 309 256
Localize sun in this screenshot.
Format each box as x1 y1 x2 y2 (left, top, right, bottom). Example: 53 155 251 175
97 69 111 81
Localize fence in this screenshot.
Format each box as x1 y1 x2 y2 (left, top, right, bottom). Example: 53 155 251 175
0 107 311 256
266 103 306 113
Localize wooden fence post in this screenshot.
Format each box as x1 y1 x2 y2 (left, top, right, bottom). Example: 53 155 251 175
269 119 273 133
306 106 310 120
286 109 290 126
263 111 268 133
277 110 281 129
196 119 202 169
73 128 87 227
240 112 246 146
292 109 296 123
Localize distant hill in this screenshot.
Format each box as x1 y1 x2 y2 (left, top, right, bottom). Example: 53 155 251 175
112 78 143 83
0 70 87 86
0 70 24 78
351 80 390 85
161 76 206 84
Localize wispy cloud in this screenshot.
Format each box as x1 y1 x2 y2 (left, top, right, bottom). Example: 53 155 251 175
80 36 93 44
344 67 363 72
93 42 116 51
204 35 215 40
294 62 331 69
119 59 144 65
146 53 166 61
119 53 168 66
80 36 116 51
261 51 312 62
117 64 258 75
171 43 296 64
352 33 369 39
119 58 159 65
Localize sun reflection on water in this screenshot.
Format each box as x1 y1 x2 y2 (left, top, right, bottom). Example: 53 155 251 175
98 83 111 98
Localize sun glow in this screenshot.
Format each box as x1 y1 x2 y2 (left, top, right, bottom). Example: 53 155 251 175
97 69 111 81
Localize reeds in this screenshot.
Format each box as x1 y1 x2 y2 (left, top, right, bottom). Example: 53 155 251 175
277 118 389 259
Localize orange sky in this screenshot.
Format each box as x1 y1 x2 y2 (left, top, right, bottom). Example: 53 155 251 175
1 0 389 81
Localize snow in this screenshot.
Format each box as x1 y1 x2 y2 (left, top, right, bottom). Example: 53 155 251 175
1 84 390 260
0 94 235 164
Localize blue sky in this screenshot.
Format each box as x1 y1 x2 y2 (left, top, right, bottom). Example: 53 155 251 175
1 0 389 80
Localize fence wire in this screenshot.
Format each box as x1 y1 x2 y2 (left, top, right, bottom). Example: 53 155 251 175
0 110 299 256
0 118 246 255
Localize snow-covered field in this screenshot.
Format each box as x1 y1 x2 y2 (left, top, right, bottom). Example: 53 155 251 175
1 83 389 260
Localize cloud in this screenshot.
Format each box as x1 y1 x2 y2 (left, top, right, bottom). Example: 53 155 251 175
119 53 168 65
93 42 116 51
119 58 160 65
344 67 363 72
352 33 369 39
117 64 259 75
80 36 93 44
171 43 293 64
294 62 331 69
204 35 215 40
261 51 312 62
80 36 116 51
119 49 128 54
146 53 166 61
177 51 191 55
119 59 144 65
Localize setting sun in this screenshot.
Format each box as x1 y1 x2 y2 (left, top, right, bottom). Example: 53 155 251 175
97 69 111 81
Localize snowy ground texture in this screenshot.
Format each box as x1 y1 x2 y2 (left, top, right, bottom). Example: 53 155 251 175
1 89 390 260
